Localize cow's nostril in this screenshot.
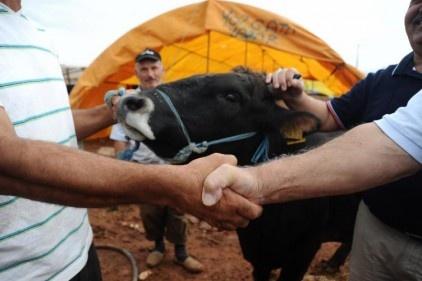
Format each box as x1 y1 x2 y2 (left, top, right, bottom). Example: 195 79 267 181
125 97 145 111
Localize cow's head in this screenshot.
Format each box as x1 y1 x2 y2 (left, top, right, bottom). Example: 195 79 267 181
116 67 321 164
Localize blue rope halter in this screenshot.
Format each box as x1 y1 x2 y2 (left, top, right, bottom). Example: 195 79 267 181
154 88 270 164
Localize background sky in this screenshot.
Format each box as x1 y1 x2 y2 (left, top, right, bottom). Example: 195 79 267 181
21 0 411 74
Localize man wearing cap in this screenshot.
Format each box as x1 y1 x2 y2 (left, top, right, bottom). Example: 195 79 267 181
110 48 204 274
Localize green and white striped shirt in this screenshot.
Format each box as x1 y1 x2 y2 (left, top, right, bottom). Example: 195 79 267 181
0 3 92 280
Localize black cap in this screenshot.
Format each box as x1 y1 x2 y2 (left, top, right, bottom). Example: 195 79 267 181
135 48 161 62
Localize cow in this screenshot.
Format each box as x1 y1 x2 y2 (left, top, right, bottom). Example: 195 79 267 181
116 67 360 281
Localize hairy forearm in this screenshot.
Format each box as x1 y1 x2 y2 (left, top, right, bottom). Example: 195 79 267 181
72 104 115 140
257 123 420 204
0 173 126 207
0 135 177 206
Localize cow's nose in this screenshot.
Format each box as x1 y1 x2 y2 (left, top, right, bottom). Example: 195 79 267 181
124 95 145 111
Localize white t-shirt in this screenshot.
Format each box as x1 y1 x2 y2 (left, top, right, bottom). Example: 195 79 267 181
110 123 166 164
375 89 422 164
0 4 92 280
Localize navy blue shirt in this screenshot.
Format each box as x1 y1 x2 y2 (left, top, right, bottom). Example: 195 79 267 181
329 52 422 236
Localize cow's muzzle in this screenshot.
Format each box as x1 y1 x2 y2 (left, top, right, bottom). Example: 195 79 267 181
117 94 150 120
116 93 156 141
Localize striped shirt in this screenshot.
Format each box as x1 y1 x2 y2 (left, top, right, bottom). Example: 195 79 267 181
0 4 92 280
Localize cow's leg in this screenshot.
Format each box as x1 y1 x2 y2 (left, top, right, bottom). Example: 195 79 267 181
277 249 318 281
320 194 360 273
236 211 277 281
323 242 351 272
252 264 272 281
279 204 330 281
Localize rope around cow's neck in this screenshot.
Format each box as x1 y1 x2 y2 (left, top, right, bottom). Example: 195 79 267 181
154 88 270 164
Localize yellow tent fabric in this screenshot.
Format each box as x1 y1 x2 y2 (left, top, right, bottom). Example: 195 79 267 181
70 0 364 139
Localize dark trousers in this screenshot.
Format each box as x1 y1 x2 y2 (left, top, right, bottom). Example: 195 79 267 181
140 204 187 244
70 243 102 281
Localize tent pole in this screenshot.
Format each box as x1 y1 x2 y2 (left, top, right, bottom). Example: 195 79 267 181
244 40 248 66
206 31 210 73
261 49 265 72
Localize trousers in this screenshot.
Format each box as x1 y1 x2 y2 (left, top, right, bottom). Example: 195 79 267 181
140 204 188 245
70 243 102 281
349 201 422 281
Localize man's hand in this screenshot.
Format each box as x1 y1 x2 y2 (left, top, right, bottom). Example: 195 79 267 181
104 88 138 119
266 68 305 101
202 164 264 206
174 154 263 231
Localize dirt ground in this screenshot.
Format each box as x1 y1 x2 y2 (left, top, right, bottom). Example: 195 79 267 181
83 139 350 281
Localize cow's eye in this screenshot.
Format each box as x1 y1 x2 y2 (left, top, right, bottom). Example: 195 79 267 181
225 93 237 103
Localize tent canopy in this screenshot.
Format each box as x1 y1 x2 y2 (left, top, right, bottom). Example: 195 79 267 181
70 0 364 138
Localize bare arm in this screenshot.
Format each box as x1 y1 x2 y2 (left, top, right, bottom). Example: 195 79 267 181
257 123 420 203
72 104 115 140
0 173 125 207
266 68 339 131
0 132 171 207
0 109 261 229
202 123 420 206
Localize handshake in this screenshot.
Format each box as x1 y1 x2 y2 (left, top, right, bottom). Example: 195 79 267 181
180 154 265 232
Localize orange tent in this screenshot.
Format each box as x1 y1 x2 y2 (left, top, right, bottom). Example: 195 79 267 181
70 0 364 138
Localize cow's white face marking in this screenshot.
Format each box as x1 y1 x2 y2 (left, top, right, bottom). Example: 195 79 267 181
119 96 156 141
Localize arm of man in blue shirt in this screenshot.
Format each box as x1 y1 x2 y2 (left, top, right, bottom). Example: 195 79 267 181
202 91 422 206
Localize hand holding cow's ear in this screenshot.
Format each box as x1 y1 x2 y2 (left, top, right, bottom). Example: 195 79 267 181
265 68 305 99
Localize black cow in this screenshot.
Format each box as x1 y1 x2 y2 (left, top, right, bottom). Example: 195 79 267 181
116 67 359 281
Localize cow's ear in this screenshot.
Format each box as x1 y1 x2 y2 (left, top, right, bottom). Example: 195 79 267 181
266 84 285 100
278 111 321 136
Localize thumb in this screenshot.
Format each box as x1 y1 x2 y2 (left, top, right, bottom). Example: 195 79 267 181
202 187 222 206
202 163 235 206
